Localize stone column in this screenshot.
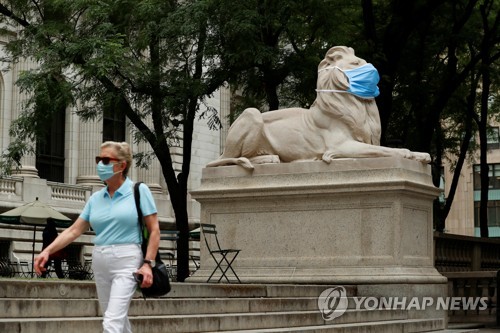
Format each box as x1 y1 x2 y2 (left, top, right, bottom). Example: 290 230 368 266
135 143 162 193
134 117 162 193
10 58 38 178
0 67 14 152
132 120 172 226
65 106 80 184
219 85 231 154
75 112 102 187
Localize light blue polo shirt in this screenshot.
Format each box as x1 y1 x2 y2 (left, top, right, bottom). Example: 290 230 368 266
80 178 158 246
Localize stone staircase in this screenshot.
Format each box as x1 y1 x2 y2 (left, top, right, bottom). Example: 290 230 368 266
0 279 479 333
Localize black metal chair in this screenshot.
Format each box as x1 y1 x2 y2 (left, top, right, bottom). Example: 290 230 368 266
200 223 241 283
189 254 200 275
18 261 31 278
160 230 179 281
0 257 13 277
63 259 92 280
83 259 94 280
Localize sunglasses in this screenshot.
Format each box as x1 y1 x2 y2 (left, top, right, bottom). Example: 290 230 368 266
95 156 121 165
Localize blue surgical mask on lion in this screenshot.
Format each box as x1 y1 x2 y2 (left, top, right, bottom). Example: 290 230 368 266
316 63 380 99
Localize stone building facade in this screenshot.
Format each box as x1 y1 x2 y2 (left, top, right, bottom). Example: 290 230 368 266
443 131 500 237
0 51 229 264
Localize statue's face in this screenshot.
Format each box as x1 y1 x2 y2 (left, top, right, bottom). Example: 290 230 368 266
333 52 367 70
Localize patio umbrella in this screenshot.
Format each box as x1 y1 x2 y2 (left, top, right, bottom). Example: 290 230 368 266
189 227 200 240
0 197 72 277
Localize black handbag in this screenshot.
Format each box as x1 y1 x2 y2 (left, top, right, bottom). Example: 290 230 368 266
133 182 171 298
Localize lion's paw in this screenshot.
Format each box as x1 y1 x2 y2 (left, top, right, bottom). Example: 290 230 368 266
411 152 431 163
322 151 337 164
249 155 280 165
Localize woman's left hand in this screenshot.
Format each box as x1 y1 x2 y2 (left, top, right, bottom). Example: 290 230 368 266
135 264 153 288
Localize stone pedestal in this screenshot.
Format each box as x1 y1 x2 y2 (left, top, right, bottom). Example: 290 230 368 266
189 157 446 285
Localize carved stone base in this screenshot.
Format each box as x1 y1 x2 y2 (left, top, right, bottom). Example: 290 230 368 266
189 157 445 285
76 175 103 187
11 165 39 178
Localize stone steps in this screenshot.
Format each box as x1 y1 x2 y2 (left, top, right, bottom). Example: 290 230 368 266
205 319 458 333
0 312 445 333
2 318 472 333
1 297 322 318
0 279 456 332
1 279 353 298
7 294 414 318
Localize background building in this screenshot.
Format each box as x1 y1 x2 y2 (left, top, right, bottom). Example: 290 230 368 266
0 55 230 266
442 125 500 237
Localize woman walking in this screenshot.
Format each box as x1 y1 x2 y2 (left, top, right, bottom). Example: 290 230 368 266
34 141 160 333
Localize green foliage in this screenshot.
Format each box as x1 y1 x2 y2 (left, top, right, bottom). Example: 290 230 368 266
0 141 34 176
0 0 229 281
211 0 353 111
0 0 225 162
0 0 498 249
0 0 496 180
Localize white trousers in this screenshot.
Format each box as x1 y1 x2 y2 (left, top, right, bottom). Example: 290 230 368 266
92 244 142 333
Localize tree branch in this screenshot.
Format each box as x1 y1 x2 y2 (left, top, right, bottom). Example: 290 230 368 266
0 4 31 27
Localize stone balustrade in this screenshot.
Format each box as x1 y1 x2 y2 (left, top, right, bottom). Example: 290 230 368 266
0 177 92 217
435 232 500 326
48 181 91 203
0 176 178 226
0 176 22 195
434 231 500 272
443 271 498 326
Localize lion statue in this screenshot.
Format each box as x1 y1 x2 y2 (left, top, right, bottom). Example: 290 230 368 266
207 46 431 169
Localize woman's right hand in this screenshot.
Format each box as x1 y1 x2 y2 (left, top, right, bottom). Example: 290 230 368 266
34 251 49 276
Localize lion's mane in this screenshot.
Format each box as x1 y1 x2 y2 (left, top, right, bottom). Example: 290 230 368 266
311 46 381 145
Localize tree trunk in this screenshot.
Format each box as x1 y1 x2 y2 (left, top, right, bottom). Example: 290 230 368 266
433 125 445 232
479 134 489 238
478 77 491 237
170 184 190 282
441 108 473 223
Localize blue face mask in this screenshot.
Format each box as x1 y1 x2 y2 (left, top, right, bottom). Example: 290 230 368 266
316 63 380 99
96 162 119 181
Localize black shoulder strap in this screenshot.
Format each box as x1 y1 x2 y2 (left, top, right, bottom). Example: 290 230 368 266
134 182 162 263
134 182 144 231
